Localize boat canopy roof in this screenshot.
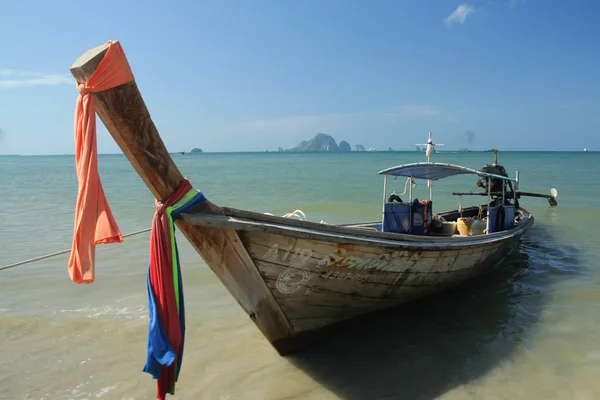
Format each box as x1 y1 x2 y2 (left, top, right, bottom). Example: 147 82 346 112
378 162 517 182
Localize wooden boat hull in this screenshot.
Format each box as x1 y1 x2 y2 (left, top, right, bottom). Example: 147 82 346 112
181 206 533 354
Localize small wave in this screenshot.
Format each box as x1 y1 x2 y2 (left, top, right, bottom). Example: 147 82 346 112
58 304 146 320
56 382 117 400
57 295 147 320
94 385 117 398
521 228 586 278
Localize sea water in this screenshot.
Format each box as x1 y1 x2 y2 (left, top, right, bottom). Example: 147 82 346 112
1 151 599 399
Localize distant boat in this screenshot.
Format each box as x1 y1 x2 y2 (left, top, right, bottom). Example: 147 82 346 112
584 148 589 152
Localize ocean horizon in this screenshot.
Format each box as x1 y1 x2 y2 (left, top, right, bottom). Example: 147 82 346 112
1 149 596 157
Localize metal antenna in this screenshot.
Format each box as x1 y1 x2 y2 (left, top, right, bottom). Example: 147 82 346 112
415 132 444 162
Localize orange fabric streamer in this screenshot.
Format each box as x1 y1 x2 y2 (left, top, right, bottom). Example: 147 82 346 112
68 40 134 284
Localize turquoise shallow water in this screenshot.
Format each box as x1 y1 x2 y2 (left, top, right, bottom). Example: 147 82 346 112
1 150 599 399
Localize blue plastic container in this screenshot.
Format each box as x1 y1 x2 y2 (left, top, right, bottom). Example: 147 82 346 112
382 202 411 233
503 205 515 229
411 199 433 235
487 205 516 233
488 206 498 233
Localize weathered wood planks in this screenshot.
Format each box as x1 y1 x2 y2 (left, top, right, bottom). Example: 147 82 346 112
236 230 520 332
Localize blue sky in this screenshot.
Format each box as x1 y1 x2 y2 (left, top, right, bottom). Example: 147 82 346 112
1 0 599 154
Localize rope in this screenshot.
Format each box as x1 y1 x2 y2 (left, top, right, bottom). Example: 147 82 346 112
400 177 414 196
281 209 307 220
265 209 329 225
3 206 335 272
389 177 415 200
0 227 152 272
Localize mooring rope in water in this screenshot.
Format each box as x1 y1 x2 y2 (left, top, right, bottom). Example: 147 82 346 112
0 227 152 272
2 207 335 272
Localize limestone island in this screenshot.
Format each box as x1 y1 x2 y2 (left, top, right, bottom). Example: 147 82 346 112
284 133 361 152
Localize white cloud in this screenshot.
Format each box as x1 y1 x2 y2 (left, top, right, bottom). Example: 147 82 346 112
444 4 475 26
488 0 526 8
395 104 439 117
238 104 440 132
0 69 72 89
240 112 362 132
508 0 526 7
188 104 462 151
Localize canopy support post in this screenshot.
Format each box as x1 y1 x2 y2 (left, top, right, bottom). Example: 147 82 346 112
515 170 519 206
429 179 432 202
486 179 492 234
409 177 413 234
382 175 388 229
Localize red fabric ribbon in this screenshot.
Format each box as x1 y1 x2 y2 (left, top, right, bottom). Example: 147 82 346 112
421 200 430 233
149 178 192 400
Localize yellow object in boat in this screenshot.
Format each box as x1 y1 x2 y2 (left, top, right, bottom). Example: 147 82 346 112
457 218 473 235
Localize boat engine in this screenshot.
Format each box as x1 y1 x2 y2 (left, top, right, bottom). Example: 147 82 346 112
476 149 518 208
476 163 508 194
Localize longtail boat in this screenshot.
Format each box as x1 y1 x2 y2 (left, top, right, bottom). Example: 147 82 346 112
68 41 558 396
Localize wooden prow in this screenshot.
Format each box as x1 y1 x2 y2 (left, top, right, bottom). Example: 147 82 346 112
70 42 182 202
70 41 295 353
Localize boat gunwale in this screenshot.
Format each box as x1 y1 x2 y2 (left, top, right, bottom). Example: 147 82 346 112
181 206 533 251
223 205 533 241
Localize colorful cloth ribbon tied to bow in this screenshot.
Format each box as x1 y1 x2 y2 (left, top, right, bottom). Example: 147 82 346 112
67 39 207 399
143 179 206 400
69 40 134 284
